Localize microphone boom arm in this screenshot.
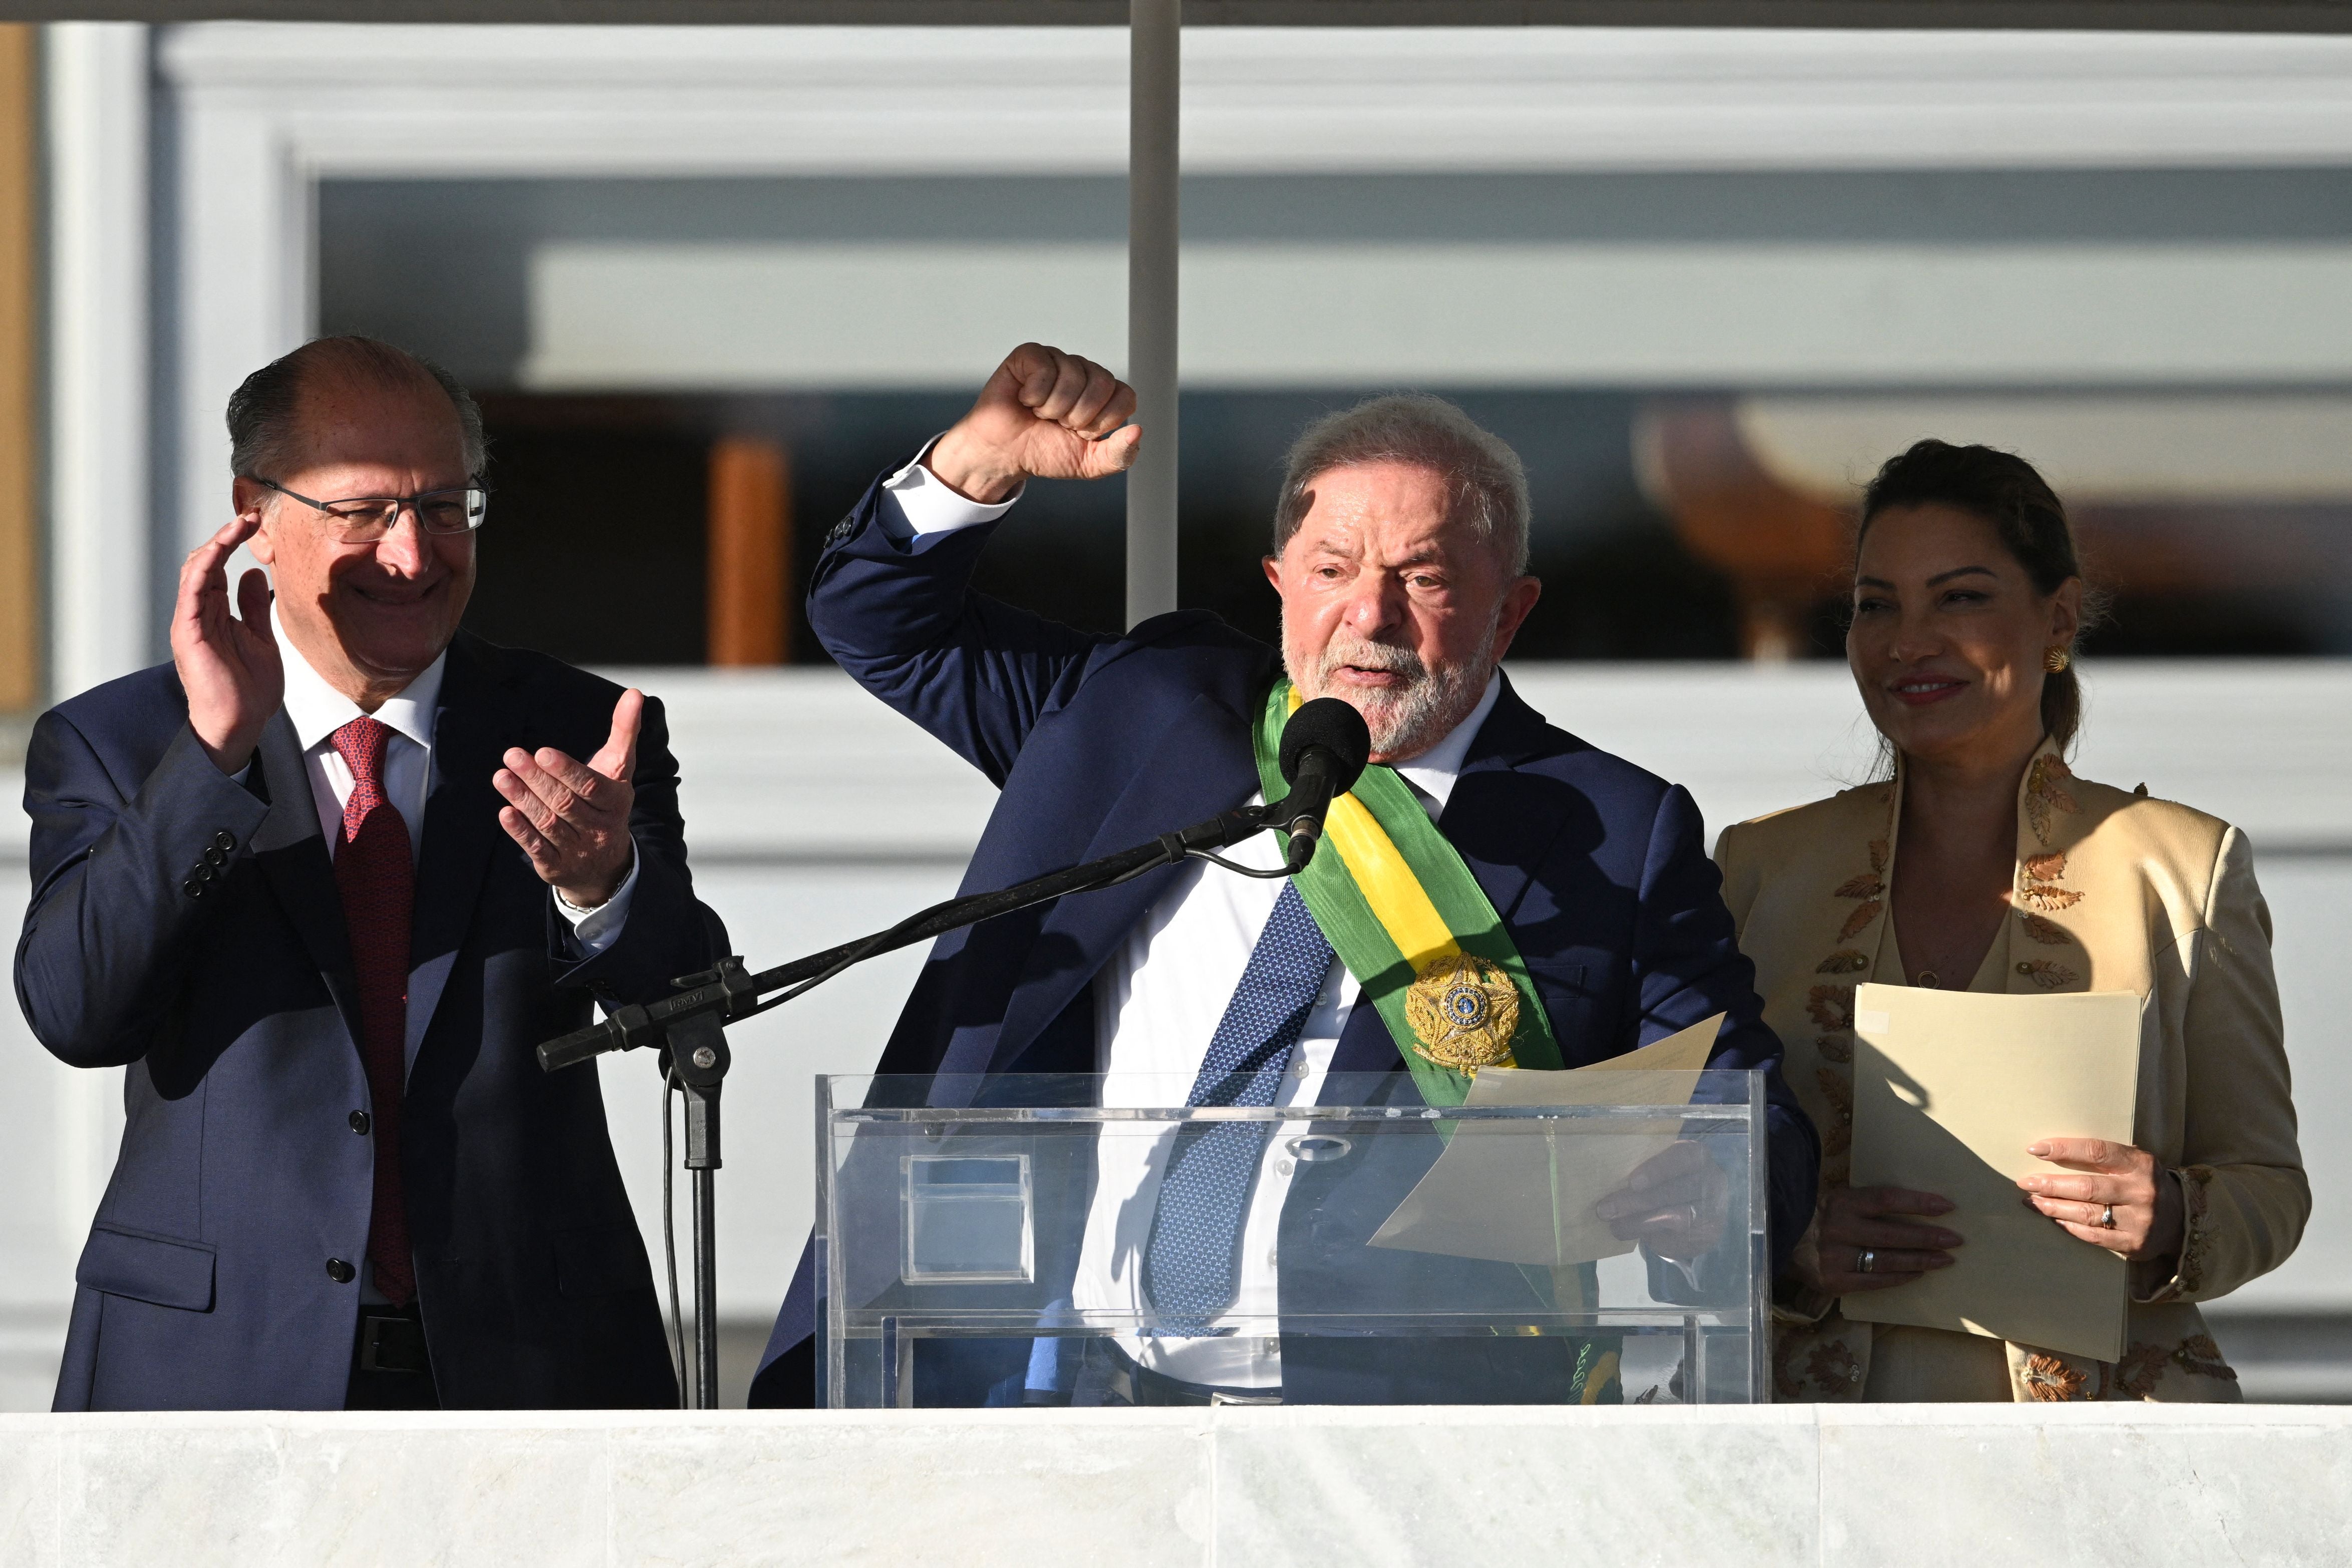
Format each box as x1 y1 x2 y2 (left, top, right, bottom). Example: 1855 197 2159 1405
535 797 1292 1074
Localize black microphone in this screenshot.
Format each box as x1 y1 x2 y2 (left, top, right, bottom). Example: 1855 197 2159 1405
1274 697 1372 873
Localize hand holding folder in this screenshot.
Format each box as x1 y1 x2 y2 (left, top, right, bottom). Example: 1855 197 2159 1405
1845 984 2145 1363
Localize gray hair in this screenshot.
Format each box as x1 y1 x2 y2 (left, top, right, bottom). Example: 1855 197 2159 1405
1272 394 1532 575
226 335 486 482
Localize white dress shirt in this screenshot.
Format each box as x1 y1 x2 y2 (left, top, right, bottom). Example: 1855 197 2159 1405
877 453 1503 1389
266 607 637 952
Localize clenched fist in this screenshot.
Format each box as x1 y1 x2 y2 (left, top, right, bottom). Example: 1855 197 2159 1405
925 344 1140 503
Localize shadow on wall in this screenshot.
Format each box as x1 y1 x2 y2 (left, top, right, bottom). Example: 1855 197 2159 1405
458 388 2352 672
464 389 1741 667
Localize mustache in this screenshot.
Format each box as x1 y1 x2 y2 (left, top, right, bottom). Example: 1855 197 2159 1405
1317 636 1429 689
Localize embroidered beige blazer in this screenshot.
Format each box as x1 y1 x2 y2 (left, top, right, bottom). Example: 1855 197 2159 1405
1715 740 2306 1403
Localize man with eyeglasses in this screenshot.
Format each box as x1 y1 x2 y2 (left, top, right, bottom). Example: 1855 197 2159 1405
19 335 724 1411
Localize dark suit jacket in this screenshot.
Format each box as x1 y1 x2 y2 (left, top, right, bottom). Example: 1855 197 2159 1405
19 631 724 1411
747 477 1818 1407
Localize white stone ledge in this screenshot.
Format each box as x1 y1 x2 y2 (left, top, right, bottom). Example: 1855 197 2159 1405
2 1405 2344 1566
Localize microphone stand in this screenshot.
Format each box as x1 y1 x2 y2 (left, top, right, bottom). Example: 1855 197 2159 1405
536 797 1293 1409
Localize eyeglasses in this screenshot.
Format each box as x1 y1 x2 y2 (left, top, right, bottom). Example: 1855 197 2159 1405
253 477 489 542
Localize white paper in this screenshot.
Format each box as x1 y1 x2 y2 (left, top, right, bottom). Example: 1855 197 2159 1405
1368 1015 1726 1266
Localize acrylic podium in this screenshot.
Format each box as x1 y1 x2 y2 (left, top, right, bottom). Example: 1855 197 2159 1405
815 1070 1768 1408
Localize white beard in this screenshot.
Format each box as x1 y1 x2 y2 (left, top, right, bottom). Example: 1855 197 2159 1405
1284 611 1501 762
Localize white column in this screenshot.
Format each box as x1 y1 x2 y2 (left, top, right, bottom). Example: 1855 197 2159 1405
45 22 150 700
36 26 148 1286
1125 0 1180 628
161 31 312 579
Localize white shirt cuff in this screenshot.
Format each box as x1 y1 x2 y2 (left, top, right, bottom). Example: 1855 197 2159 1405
877 433 1023 542
554 842 639 957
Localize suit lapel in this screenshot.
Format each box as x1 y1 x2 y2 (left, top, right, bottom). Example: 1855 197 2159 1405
1327 674 1574 1077
1444 674 1576 929
405 637 516 1075
980 690 1262 1075
249 709 366 1050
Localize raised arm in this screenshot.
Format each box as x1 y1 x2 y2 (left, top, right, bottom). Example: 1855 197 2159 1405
17 518 286 1067
806 344 1140 785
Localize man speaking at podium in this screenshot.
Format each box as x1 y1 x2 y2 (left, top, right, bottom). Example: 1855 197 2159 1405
20 337 719 1411
750 344 1815 1407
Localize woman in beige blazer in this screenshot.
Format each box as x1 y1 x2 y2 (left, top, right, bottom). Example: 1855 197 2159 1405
1716 440 2305 1402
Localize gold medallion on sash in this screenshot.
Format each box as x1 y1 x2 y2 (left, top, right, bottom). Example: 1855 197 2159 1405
1403 952 1521 1070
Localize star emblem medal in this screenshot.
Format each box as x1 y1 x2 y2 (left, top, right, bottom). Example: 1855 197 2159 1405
1403 952 1521 1070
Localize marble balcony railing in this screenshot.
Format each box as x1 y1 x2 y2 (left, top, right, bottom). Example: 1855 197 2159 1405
1 1404 2344 1566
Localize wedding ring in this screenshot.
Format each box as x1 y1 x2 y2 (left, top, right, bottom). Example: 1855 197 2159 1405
2101 1204 2116 1229
1856 1248 1877 1274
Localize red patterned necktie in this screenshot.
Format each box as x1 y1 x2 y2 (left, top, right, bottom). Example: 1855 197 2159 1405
329 715 416 1307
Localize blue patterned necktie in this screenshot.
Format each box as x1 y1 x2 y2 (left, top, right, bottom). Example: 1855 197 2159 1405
1143 881 1335 1331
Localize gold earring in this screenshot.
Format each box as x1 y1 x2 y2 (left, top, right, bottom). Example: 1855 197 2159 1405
2044 646 2071 674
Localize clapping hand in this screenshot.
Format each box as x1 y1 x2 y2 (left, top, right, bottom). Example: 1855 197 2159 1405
173 515 285 775
495 689 643 909
1594 1140 1732 1263
924 343 1140 504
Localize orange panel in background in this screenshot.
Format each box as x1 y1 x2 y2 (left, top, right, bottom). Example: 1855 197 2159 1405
1636 399 1853 662
0 26 38 710
706 435 791 667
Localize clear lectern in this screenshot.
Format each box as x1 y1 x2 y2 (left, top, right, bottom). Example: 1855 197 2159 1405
817 1071 1768 1408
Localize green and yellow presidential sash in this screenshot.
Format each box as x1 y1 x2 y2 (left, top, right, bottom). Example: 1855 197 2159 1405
1255 681 1619 1402
1252 679 1564 1106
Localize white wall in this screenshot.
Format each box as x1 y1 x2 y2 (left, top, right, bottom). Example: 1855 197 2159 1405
524 239 2352 392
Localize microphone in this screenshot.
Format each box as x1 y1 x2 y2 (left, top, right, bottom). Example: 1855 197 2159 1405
1274 697 1372 873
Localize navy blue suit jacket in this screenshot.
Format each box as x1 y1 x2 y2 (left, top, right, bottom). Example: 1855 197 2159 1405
748 477 1817 1407
20 632 723 1411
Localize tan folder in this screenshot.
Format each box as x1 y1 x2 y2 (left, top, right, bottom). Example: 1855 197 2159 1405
1844 984 2144 1363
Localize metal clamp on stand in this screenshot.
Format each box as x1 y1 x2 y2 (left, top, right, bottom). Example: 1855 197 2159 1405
663 1008 730 1409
